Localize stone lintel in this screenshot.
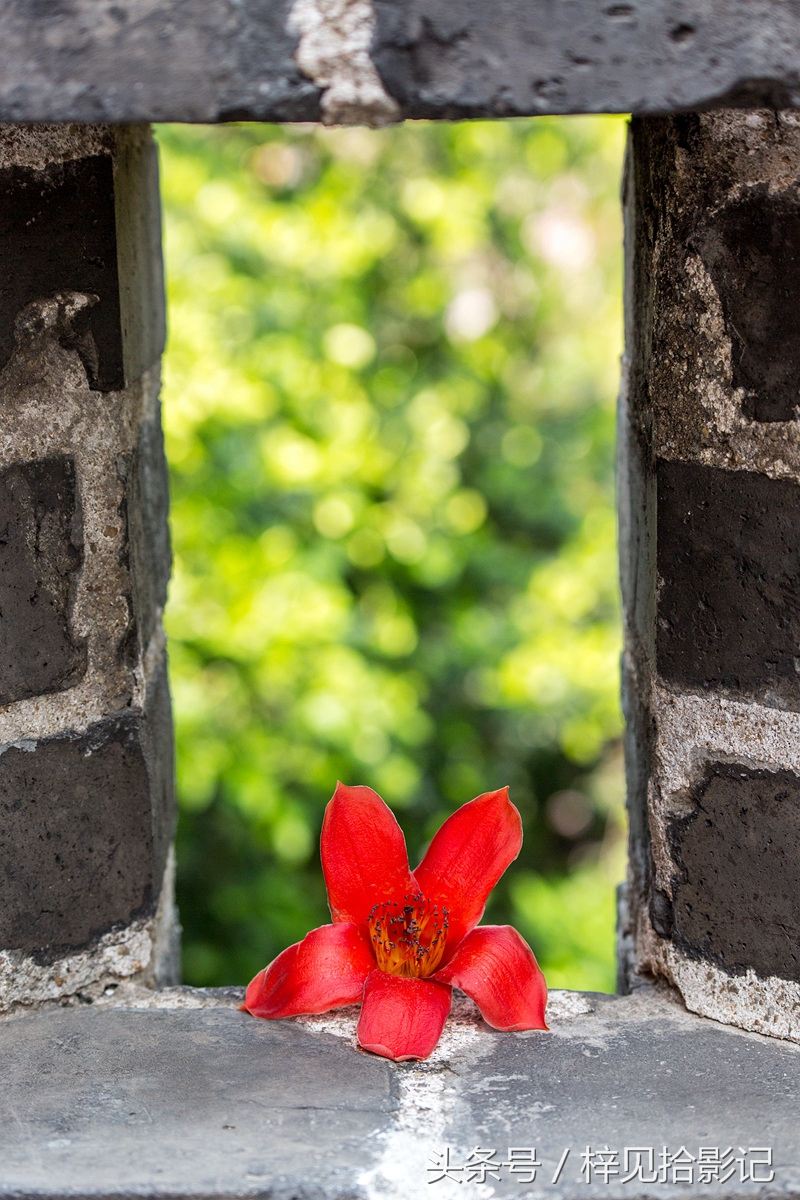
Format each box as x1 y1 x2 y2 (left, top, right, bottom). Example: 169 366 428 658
1 988 798 1199
6 2 800 124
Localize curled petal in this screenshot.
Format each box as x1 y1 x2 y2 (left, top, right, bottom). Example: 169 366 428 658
242 923 374 1019
321 782 418 926
357 969 452 1061
414 788 522 955
434 925 548 1031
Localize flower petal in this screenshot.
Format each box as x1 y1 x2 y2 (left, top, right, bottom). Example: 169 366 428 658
357 969 452 1061
414 787 522 953
242 923 374 1019
434 925 548 1031
321 782 418 926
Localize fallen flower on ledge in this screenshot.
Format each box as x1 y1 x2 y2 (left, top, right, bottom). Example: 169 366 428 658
240 782 548 1061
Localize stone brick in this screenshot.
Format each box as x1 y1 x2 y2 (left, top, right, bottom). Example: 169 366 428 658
0 701 173 956
656 458 800 709
0 455 86 705
667 762 800 983
694 188 800 422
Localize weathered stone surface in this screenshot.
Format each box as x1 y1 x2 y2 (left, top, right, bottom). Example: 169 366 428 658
657 459 800 709
6 1 800 123
0 124 177 997
695 189 800 422
0 455 86 705
619 110 800 1038
0 713 154 955
628 111 800 475
1 988 799 1199
667 763 800 983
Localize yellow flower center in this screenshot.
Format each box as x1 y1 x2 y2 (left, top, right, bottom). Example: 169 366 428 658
367 893 449 978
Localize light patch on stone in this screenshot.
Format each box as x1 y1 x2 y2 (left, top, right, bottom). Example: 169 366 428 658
0 922 153 1014
0 124 112 170
641 928 800 1046
98 981 245 1010
546 989 595 1020
351 994 490 1200
288 0 399 127
296 1004 361 1048
654 686 800 796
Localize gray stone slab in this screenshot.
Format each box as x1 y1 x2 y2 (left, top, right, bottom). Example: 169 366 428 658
4 0 800 122
1 986 799 1199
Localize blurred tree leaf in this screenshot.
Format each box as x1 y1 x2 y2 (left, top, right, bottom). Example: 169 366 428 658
157 116 627 991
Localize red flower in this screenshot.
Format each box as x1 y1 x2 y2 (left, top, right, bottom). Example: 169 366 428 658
241 783 548 1061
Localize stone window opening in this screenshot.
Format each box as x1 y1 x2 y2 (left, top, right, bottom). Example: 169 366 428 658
2 6 800 1197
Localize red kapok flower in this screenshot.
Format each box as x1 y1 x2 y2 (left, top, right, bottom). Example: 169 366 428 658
241 782 548 1061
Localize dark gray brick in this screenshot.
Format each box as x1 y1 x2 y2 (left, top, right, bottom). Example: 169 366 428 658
0 455 86 705
0 697 175 956
694 188 800 422
667 762 800 982
657 459 800 709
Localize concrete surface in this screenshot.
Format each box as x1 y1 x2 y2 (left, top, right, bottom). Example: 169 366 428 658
1 985 799 1199
4 0 800 123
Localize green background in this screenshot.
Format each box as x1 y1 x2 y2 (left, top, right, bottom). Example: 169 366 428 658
156 115 628 994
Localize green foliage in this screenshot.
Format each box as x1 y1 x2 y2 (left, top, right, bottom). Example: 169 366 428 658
156 115 628 992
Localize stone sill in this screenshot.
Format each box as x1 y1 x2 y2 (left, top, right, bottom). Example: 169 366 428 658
1 985 798 1199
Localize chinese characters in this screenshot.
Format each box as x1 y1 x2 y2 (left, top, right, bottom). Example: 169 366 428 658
427 1146 774 1186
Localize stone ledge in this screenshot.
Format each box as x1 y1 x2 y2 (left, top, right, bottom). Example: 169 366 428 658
3 1 800 123
1 985 798 1199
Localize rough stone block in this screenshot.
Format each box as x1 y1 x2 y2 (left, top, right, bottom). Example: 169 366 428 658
695 188 800 422
656 459 800 709
0 454 86 705
0 696 175 956
621 114 800 1035
6 0 800 123
666 762 800 983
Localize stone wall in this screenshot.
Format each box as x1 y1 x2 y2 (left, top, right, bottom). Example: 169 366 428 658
620 110 800 1040
0 125 177 1010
